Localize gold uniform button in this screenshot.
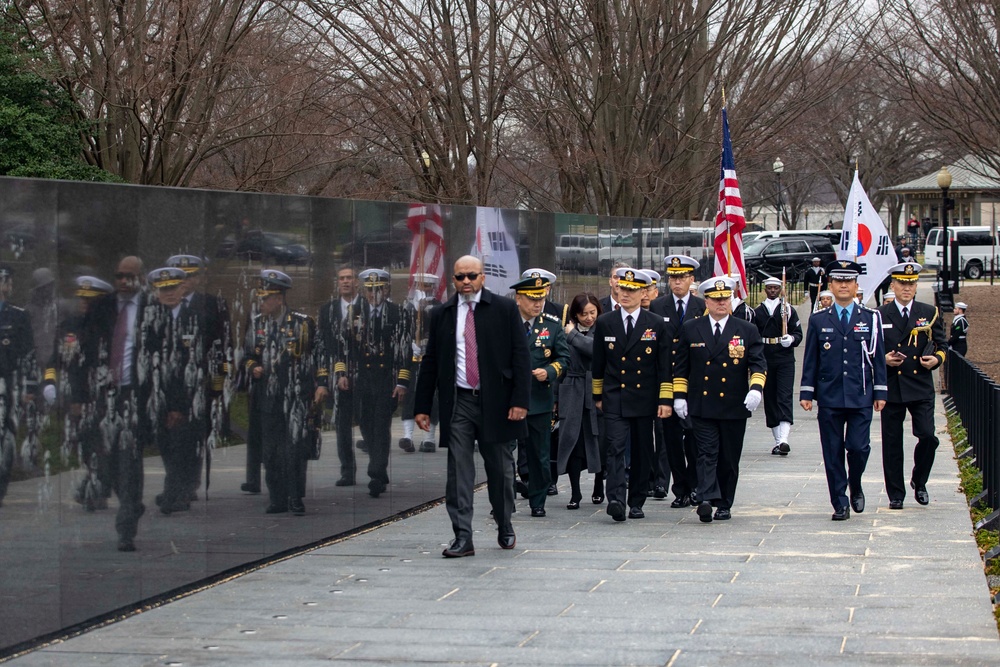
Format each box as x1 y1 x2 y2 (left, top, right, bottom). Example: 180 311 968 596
621 383 626 388
898 370 902 375
621 357 626 361
723 362 728 368
636 384 641 388
719 392 725 397
706 361 711 366
913 369 918 374
704 376 709 381
621 369 625 374
703 391 708 396
721 378 726 383
636 370 641 374
636 356 641 361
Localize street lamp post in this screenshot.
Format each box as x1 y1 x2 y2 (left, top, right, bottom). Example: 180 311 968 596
803 207 810 230
773 158 785 230
936 166 954 311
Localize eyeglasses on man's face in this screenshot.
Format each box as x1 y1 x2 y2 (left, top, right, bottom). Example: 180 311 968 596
454 272 480 282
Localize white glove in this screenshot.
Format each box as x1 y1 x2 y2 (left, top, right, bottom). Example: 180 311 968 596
779 334 794 348
412 341 422 356
43 384 57 405
673 398 688 420
743 389 762 412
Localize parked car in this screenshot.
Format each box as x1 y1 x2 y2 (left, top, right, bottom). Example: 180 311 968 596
224 230 310 265
743 235 836 281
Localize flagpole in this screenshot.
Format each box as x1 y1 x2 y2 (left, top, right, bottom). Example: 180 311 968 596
722 88 733 282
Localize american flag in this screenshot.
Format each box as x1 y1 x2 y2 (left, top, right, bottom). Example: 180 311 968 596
406 203 447 301
712 107 748 298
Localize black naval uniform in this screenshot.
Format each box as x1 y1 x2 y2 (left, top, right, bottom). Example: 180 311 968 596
806 265 827 305
0 302 36 507
753 299 802 432
877 299 947 505
244 309 326 512
318 294 363 483
591 307 672 516
800 303 887 512
672 316 766 512
649 293 706 504
522 312 569 512
949 312 969 356
337 299 411 497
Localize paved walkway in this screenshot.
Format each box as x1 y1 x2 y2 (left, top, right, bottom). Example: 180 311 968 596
9 391 999 666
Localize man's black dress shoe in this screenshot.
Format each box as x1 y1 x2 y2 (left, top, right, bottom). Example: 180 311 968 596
771 442 790 456
670 495 692 508
289 498 306 516
714 508 731 520
419 440 436 453
531 507 546 517
498 530 516 550
160 500 190 515
265 503 288 514
628 506 645 519
697 501 713 523
356 439 367 452
911 480 929 505
442 538 475 558
889 499 904 510
690 492 698 504
398 437 415 453
241 483 261 494
516 480 529 498
832 506 851 521
850 491 865 513
607 500 626 522
566 500 580 510
592 492 604 504
117 537 136 552
334 477 355 487
547 484 558 496
652 486 667 499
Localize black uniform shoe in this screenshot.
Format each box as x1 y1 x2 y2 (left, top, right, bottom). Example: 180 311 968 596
607 500 626 522
628 506 645 519
652 486 667 499
289 498 306 516
911 480 930 505
442 538 475 558
265 503 288 514
888 499 904 510
398 437 415 453
771 443 790 456
356 439 367 452
334 477 355 487
697 501 713 523
241 483 261 494
547 484 559 496
516 480 529 498
117 538 136 552
832 506 851 521
850 491 865 513
714 508 731 520
419 440 436 453
670 495 691 508
531 507 546 517
160 500 190 515
566 501 580 510
498 529 516 550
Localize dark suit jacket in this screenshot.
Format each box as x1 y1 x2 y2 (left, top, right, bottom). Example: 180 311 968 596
877 300 947 404
673 316 766 419
338 298 412 388
599 295 616 316
415 288 530 447
590 308 672 418
85 291 152 388
649 293 706 371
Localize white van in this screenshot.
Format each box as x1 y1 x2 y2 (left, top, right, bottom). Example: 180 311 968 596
923 226 999 279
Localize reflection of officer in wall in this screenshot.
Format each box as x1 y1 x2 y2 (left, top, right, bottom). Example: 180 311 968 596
244 270 328 515
337 269 411 498
0 264 37 508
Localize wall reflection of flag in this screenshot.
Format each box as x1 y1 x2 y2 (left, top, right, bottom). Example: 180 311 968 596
483 262 506 278
488 231 510 252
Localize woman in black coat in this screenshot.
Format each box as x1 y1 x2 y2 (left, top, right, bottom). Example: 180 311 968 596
556 293 603 509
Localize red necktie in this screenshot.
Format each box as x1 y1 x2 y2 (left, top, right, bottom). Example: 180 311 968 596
465 303 479 388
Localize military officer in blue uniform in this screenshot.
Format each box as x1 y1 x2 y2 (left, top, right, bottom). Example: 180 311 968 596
672 276 766 523
753 277 802 456
877 261 947 509
800 260 887 521
650 255 706 507
591 268 673 522
244 270 328 515
512 273 570 516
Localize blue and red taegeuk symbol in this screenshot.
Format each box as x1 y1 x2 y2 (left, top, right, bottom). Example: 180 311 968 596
856 224 872 256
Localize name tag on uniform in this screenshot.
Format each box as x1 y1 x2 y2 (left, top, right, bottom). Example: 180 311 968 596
605 337 616 342
821 328 833 333
690 342 705 348
882 323 893 329
662 317 670 322
854 323 870 333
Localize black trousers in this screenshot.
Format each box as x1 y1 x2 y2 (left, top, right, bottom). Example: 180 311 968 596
525 413 552 509
334 386 356 481
762 359 795 428
261 411 307 505
650 415 669 489
356 372 397 494
808 284 821 305
817 406 871 510
245 407 263 488
691 417 747 510
880 398 938 501
110 387 145 542
602 413 653 509
159 417 201 505
664 413 698 499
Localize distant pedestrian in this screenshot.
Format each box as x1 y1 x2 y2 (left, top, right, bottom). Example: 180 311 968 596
950 302 969 356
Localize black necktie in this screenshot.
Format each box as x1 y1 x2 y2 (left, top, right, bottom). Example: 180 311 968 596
524 320 531 337
714 322 721 342
840 308 849 330
902 306 909 321
677 300 684 322
626 314 633 338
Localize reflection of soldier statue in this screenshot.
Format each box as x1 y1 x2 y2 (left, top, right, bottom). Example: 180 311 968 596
336 269 411 498
43 276 115 509
399 273 441 453
244 270 327 515
0 264 38 508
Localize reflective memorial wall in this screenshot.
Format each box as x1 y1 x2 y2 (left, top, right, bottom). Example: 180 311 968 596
0 176 707 653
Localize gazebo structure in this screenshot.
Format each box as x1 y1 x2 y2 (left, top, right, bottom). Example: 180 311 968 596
881 155 1000 235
